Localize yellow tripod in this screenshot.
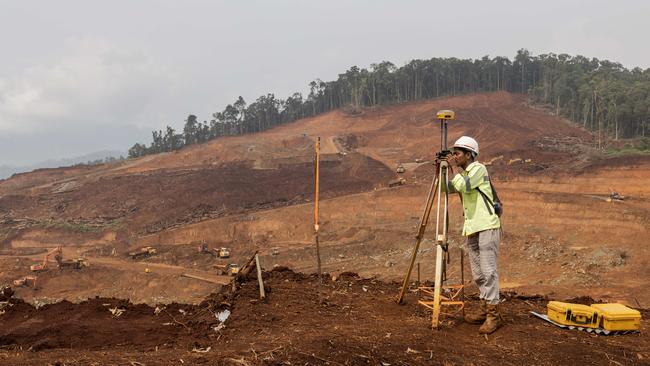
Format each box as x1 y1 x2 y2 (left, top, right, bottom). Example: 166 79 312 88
396 110 465 328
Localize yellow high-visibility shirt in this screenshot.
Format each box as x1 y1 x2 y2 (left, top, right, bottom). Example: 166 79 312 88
447 161 501 236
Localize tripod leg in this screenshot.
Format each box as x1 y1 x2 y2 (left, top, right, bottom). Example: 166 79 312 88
432 243 444 327
433 162 450 328
460 247 465 318
396 172 440 304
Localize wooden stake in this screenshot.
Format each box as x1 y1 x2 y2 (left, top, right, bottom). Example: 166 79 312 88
314 137 322 279
255 254 266 300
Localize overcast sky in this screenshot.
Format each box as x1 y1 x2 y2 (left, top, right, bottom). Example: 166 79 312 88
0 0 648 165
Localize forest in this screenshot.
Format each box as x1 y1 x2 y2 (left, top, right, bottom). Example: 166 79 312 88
128 49 650 158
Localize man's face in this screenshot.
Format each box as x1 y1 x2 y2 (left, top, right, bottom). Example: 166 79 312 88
452 148 471 166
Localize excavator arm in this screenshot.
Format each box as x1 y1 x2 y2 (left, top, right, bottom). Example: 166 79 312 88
30 246 62 272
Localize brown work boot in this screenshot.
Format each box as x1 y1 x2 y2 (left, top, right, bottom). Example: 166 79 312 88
479 304 502 334
464 299 487 324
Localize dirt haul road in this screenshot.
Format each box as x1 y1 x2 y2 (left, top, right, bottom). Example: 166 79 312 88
0 91 648 364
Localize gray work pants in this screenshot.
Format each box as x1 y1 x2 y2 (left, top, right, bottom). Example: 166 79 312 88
466 228 501 305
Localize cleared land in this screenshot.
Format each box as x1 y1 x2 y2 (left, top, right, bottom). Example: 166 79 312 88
0 92 648 364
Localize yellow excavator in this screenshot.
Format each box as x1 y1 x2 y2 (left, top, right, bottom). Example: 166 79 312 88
30 246 88 271
30 246 62 272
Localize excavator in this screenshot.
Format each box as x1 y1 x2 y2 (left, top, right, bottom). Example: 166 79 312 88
30 246 89 272
30 246 62 272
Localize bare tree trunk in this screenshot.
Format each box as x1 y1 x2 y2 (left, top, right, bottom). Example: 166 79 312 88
487 70 491 91
521 63 525 93
436 73 439 97
596 99 602 150
396 80 400 103
591 90 595 130
614 102 619 140
452 71 456 96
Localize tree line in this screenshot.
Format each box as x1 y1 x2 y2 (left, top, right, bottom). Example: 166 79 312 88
74 155 126 167
128 49 650 158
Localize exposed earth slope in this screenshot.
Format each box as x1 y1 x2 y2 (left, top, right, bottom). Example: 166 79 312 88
0 91 648 364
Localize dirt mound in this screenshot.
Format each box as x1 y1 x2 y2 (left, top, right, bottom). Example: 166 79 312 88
0 268 647 365
0 297 214 352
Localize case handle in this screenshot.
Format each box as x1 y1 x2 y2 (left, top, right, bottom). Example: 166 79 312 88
565 309 598 325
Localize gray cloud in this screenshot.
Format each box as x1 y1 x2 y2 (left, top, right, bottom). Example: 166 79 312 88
0 37 178 133
0 0 648 165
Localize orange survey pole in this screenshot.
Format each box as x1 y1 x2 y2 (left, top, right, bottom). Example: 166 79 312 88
314 137 322 278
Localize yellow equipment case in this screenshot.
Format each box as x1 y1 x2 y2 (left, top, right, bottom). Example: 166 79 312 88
590 303 641 331
547 301 599 328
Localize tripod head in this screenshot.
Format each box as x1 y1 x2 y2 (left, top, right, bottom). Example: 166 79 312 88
436 149 452 160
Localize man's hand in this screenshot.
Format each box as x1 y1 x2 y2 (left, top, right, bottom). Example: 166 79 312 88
434 154 457 167
444 154 458 167
434 156 442 170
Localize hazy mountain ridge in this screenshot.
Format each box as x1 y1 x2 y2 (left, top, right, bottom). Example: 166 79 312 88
0 150 125 179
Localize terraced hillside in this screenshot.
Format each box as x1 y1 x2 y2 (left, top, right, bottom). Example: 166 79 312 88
0 91 648 307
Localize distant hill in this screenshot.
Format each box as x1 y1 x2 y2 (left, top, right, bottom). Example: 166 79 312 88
0 150 125 179
129 50 650 160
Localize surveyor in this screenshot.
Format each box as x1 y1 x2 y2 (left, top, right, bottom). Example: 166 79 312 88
437 136 502 334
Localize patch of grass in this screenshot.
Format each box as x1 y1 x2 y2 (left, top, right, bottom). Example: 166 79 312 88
605 147 650 156
105 218 126 230
38 218 124 233
604 138 650 156
43 221 98 233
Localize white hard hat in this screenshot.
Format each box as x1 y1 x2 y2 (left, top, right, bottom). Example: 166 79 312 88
453 136 479 155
